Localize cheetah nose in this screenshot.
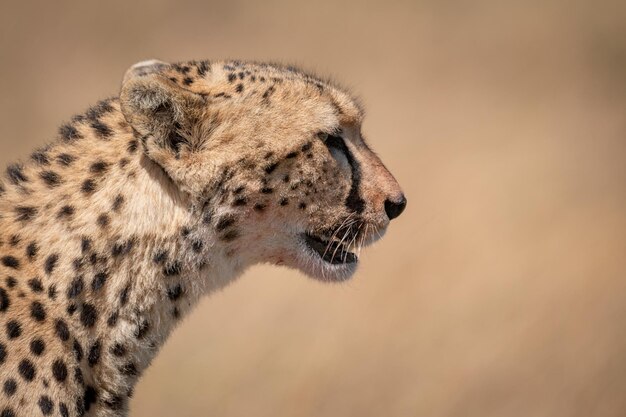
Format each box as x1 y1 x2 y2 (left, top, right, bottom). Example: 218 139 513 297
384 194 407 220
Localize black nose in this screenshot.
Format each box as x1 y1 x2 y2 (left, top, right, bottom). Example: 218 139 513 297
384 195 407 220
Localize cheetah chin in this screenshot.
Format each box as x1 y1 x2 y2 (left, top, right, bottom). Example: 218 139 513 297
293 221 388 282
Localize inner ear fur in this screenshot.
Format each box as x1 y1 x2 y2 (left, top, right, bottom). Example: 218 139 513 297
119 61 211 195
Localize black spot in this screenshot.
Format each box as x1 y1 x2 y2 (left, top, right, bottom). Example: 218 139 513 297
6 164 28 184
262 85 275 101
74 367 84 385
28 278 44 292
253 203 266 212
91 121 113 138
0 288 9 312
58 205 75 217
261 187 274 194
59 123 82 142
299 202 307 210
87 340 101 367
59 402 69 417
3 379 16 397
30 338 45 356
81 179 96 194
216 216 235 231
236 83 244 93
52 359 68 382
84 386 98 412
8 235 20 246
111 239 134 257
111 343 126 357
45 254 59 274
67 276 84 298
38 395 54 415
264 162 278 174
197 60 210 76
2 255 20 269
89 161 109 174
167 284 183 301
5 277 16 288
107 312 119 327
104 394 124 410
232 197 247 207
221 230 240 241
0 409 15 417
163 261 182 277
0 344 5 364
81 238 92 254
172 307 181 319
31 150 50 165
57 153 76 166
228 73 236 82
86 100 114 120
153 250 168 264
73 339 83 361
286 151 298 159
80 303 97 328
97 214 110 227
26 242 38 259
18 359 35 381
55 319 70 341
112 194 124 211
15 206 37 222
91 272 107 292
279 197 289 206
192 240 204 252
40 171 61 187
183 77 194 85
30 301 46 322
120 362 138 376
48 284 57 300
6 321 21 338
119 285 130 306
134 320 150 339
72 257 84 272
67 304 77 316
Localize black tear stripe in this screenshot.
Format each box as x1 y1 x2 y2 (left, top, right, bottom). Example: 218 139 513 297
325 135 365 214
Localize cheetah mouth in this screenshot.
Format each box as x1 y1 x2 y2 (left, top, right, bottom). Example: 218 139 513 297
303 233 358 265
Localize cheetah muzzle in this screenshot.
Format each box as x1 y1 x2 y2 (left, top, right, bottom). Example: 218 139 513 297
0 59 405 417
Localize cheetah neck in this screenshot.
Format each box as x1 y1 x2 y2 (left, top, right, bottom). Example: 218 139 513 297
0 98 244 411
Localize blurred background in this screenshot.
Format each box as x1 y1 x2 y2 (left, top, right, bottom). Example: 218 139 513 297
1 1 625 416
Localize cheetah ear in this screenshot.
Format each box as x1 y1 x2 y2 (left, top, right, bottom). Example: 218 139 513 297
120 60 211 195
119 59 205 143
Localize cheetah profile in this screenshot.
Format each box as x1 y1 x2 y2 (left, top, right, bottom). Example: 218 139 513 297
0 59 406 416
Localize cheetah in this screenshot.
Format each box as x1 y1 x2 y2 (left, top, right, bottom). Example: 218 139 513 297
0 59 406 416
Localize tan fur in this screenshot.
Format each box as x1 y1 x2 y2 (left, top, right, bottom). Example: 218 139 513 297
0 59 404 416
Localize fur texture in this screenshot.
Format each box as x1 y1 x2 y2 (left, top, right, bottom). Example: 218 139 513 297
0 59 405 416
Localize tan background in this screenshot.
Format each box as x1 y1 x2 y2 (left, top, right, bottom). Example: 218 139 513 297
1 1 626 416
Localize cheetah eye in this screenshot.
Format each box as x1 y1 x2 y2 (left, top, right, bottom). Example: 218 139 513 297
318 131 350 170
317 132 329 142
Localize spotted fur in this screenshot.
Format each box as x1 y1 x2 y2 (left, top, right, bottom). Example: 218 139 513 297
0 59 405 416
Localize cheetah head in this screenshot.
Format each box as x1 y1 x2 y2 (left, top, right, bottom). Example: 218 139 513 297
120 59 406 282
